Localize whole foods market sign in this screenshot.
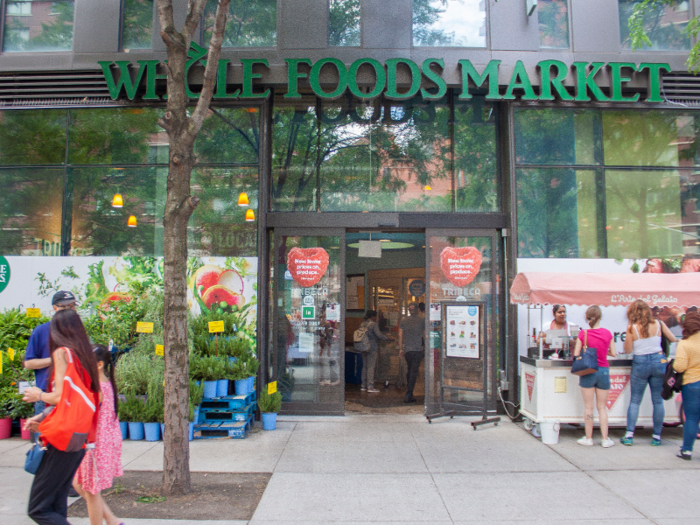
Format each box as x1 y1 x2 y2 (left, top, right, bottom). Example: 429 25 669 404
100 46 670 103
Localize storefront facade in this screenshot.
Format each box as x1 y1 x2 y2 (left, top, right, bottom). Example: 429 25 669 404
0 0 698 415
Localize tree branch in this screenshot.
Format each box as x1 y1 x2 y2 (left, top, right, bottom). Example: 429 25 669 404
156 0 176 43
183 0 210 42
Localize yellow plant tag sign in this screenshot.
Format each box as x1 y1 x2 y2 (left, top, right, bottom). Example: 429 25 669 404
136 322 154 333
208 320 224 333
268 381 277 395
0 352 3 374
26 308 41 318
7 348 14 361
155 345 164 356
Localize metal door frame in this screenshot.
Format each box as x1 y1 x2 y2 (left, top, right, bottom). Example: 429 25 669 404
271 227 346 415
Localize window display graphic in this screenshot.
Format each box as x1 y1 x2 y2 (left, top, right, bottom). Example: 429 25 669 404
446 304 480 358
440 247 482 287
286 247 329 287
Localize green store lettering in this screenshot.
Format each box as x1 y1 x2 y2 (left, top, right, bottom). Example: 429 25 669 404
99 51 670 104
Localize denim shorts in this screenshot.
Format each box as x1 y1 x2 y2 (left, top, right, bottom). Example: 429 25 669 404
579 366 610 390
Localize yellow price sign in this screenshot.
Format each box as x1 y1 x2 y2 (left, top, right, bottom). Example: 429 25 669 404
0 352 3 374
136 322 154 333
26 308 41 318
7 348 14 361
155 345 164 356
268 381 277 395
208 320 224 333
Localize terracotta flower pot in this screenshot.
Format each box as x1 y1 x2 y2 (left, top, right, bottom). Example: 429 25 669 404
0 418 11 439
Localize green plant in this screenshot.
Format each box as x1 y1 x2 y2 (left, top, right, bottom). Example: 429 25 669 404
118 395 147 423
143 375 164 423
225 358 247 381
188 401 197 422
116 352 164 397
258 390 282 413
9 393 34 420
189 379 204 407
189 355 226 382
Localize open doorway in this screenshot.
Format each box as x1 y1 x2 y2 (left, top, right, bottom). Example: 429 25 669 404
344 231 426 413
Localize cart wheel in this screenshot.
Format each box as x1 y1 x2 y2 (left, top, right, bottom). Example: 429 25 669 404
532 423 541 438
523 418 534 431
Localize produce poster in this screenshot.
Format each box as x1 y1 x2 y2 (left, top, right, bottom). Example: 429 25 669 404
445 304 480 359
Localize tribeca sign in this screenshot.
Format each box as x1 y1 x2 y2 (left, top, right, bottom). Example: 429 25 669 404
99 46 670 103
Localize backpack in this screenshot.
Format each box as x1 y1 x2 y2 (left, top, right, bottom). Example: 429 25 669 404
39 347 99 452
353 323 371 352
661 359 683 401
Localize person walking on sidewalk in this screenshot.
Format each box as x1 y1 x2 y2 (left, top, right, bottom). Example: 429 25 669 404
399 303 425 403
73 345 124 525
573 305 617 448
621 300 677 447
360 310 393 393
22 309 101 525
673 312 700 460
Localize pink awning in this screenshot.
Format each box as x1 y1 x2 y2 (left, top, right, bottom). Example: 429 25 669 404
510 272 700 308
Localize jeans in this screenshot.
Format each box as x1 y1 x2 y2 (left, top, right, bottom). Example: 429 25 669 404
28 445 85 525
626 352 666 436
361 348 378 388
681 380 700 453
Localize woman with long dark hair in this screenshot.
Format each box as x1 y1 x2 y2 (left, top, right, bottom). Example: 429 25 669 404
673 313 700 460
22 309 100 525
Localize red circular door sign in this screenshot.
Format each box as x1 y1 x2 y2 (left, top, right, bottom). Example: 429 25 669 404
287 247 329 287
440 246 482 287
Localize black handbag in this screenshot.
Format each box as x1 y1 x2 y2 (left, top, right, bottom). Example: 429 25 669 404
661 359 683 401
24 435 46 475
571 330 599 377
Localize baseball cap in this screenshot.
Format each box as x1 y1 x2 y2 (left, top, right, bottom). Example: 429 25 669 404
52 290 78 306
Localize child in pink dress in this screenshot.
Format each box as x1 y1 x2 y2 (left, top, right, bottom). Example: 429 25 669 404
73 345 124 525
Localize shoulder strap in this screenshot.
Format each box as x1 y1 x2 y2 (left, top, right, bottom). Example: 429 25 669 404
584 329 588 348
632 324 640 337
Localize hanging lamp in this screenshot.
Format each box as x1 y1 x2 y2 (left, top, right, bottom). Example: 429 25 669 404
112 193 124 208
245 209 255 222
238 192 249 206
127 215 137 227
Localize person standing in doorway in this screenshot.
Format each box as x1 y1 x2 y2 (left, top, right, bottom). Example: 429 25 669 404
399 303 425 403
360 310 392 393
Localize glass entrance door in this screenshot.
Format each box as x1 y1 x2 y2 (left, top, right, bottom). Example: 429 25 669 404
271 228 345 415
425 229 502 415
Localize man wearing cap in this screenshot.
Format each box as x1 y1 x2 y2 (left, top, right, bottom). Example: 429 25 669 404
24 291 78 415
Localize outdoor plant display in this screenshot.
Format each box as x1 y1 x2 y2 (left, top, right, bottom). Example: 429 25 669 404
119 395 147 441
190 354 227 399
259 390 282 431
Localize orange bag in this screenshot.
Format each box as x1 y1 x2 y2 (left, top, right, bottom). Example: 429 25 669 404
39 347 99 452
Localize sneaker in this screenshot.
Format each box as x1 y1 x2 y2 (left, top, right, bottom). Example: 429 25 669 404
677 449 692 460
620 436 633 446
577 436 594 446
651 438 662 447
360 387 367 392
601 438 615 448
367 388 380 393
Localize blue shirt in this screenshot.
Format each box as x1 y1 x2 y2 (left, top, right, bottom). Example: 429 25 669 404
24 321 51 390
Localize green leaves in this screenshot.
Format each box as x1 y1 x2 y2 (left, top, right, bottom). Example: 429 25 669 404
259 390 282 413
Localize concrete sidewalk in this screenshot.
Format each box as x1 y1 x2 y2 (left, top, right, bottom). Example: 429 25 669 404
1 415 698 524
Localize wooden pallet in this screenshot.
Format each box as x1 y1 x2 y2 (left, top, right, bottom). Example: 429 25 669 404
200 402 256 423
193 417 253 439
200 391 256 411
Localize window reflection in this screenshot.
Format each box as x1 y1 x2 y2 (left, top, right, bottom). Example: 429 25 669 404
329 0 360 46
0 168 64 255
538 0 569 49
619 0 690 51
196 108 260 164
0 110 67 165
413 0 486 48
122 0 153 51
3 1 74 52
202 0 276 47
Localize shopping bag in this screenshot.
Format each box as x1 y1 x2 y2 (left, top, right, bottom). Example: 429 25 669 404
570 330 599 377
24 435 45 475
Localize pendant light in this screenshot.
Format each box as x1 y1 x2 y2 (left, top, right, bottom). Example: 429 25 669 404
245 209 255 222
112 193 124 208
238 192 249 206
127 215 137 227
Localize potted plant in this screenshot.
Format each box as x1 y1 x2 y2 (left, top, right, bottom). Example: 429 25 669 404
10 394 35 440
117 401 128 440
120 396 145 440
259 390 282 431
188 402 196 441
228 358 249 395
189 379 204 424
244 354 259 394
143 390 162 442
191 355 226 399
0 387 13 439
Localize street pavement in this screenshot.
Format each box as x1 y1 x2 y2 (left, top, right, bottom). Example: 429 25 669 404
1 414 698 524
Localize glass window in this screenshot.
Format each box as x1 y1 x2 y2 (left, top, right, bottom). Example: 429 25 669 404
619 0 690 51
0 110 67 165
538 0 569 49
0 168 64 256
122 0 153 51
514 108 600 166
603 111 700 167
202 0 277 48
413 0 486 47
3 1 74 52
68 108 166 165
329 0 360 46
516 168 602 258
454 96 499 212
195 107 260 164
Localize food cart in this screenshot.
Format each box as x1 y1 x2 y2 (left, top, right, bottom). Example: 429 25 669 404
510 271 700 439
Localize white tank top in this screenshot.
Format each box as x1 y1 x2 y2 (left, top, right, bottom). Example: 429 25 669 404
632 321 662 356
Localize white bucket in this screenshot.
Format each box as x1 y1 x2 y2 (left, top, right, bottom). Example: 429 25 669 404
540 421 561 445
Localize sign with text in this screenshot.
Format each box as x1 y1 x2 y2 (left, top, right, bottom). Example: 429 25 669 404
136 322 154 333
440 247 482 287
155 344 164 356
445 304 480 359
287 248 329 287
268 381 277 395
25 308 40 318
208 320 225 333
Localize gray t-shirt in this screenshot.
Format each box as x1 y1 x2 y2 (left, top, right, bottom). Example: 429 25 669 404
401 314 425 354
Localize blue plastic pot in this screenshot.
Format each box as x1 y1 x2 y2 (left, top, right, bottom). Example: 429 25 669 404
144 422 160 442
216 379 229 397
119 421 128 440
128 422 144 441
234 379 249 395
247 376 255 393
160 424 164 438
203 380 218 399
262 412 277 431
194 405 200 423
188 422 194 441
